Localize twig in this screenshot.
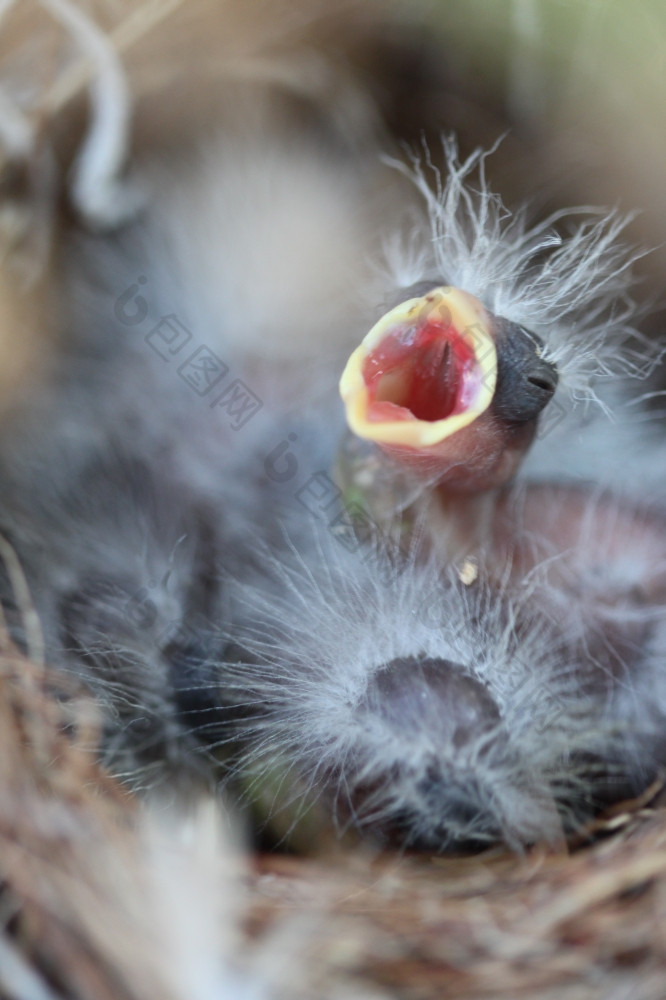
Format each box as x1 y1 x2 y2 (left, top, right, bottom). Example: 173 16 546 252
38 0 138 227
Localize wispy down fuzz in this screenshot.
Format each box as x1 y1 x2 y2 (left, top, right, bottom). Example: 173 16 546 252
221 523 639 851
383 136 658 405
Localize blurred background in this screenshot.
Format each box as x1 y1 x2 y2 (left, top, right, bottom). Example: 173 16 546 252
0 0 665 405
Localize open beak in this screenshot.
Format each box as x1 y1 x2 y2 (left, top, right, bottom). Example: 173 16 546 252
339 286 558 493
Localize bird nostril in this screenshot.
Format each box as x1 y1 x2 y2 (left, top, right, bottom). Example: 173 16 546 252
361 655 501 748
528 372 557 395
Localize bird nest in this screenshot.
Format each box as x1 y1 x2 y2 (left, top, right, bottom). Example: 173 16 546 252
2 4 666 1000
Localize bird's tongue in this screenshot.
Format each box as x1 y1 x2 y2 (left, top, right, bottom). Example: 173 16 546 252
362 318 479 424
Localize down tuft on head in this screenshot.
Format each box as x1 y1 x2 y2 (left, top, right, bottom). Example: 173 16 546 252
381 136 659 409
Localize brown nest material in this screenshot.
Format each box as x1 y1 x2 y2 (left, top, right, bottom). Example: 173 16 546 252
248 796 666 1000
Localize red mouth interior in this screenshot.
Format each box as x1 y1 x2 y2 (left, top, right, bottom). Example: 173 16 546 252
362 319 476 423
